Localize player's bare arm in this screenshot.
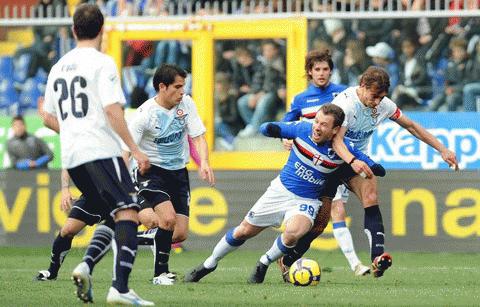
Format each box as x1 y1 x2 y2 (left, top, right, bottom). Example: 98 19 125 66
104 102 150 174
191 134 215 186
332 126 374 178
395 115 459 170
60 169 73 212
38 96 60 133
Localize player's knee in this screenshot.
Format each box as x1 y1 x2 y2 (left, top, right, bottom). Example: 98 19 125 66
60 225 79 238
142 217 159 229
282 231 298 246
160 214 176 231
362 191 378 206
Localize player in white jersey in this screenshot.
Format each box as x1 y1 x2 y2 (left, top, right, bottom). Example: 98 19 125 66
41 4 153 305
284 66 459 278
124 64 215 285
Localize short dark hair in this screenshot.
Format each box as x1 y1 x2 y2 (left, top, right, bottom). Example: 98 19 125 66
153 64 188 91
319 103 345 128
305 49 334 81
359 66 390 94
73 4 104 40
12 115 24 123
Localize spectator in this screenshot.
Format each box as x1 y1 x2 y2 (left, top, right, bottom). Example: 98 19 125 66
237 40 286 138
230 46 260 98
366 42 400 93
463 37 480 111
392 37 432 110
214 72 243 150
340 39 370 86
7 115 53 170
428 37 469 111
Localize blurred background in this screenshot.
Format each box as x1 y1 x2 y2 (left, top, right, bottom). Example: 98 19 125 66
0 0 479 252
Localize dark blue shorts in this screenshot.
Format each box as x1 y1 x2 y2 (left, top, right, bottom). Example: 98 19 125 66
134 165 190 217
68 157 139 218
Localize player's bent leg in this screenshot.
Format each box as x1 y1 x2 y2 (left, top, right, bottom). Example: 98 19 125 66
185 220 265 283
81 221 114 274
36 218 87 281
151 201 176 285
251 215 311 284
279 198 332 280
348 176 390 276
331 199 370 276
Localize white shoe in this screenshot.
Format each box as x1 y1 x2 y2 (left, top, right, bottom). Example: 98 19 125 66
35 270 56 281
354 263 371 276
72 262 93 303
152 272 175 285
106 287 154 306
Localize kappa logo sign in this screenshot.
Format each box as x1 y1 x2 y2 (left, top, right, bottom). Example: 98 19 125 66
369 121 480 169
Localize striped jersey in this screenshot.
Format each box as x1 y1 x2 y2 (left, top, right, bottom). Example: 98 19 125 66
283 83 347 122
332 86 402 151
127 95 206 170
260 121 376 199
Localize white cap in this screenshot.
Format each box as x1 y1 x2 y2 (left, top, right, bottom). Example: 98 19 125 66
323 19 343 36
366 42 394 59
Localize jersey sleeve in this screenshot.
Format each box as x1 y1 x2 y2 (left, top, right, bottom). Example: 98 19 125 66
97 57 126 108
259 121 303 139
43 72 57 115
185 96 206 138
282 96 301 122
384 97 402 121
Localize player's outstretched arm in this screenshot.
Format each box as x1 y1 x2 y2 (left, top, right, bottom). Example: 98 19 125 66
191 133 215 186
259 121 300 139
332 127 374 178
104 103 150 174
395 115 459 170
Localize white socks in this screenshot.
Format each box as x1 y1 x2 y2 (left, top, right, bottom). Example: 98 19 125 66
333 223 361 271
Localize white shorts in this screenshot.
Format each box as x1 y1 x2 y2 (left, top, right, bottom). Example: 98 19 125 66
245 176 322 228
333 184 350 203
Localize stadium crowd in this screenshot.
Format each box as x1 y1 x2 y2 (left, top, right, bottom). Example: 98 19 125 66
0 0 479 150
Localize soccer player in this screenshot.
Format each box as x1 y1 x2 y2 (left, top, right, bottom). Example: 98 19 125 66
184 104 385 284
41 4 153 305
35 170 114 282
281 49 371 277
126 64 214 285
281 66 459 278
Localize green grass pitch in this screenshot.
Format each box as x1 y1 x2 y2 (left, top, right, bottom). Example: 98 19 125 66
1 247 479 306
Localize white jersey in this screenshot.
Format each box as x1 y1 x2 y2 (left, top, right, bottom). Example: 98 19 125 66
127 95 206 170
332 86 402 151
43 47 126 169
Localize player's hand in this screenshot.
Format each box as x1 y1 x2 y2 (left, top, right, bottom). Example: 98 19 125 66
199 162 215 186
282 139 293 151
61 187 73 212
441 149 459 171
351 159 374 179
132 149 150 175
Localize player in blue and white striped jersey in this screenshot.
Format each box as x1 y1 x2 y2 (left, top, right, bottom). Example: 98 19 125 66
185 104 385 284
280 50 371 277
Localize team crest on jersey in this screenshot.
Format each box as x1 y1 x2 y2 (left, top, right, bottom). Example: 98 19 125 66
312 154 323 165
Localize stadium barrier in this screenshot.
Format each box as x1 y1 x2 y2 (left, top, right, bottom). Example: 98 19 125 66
0 169 479 251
